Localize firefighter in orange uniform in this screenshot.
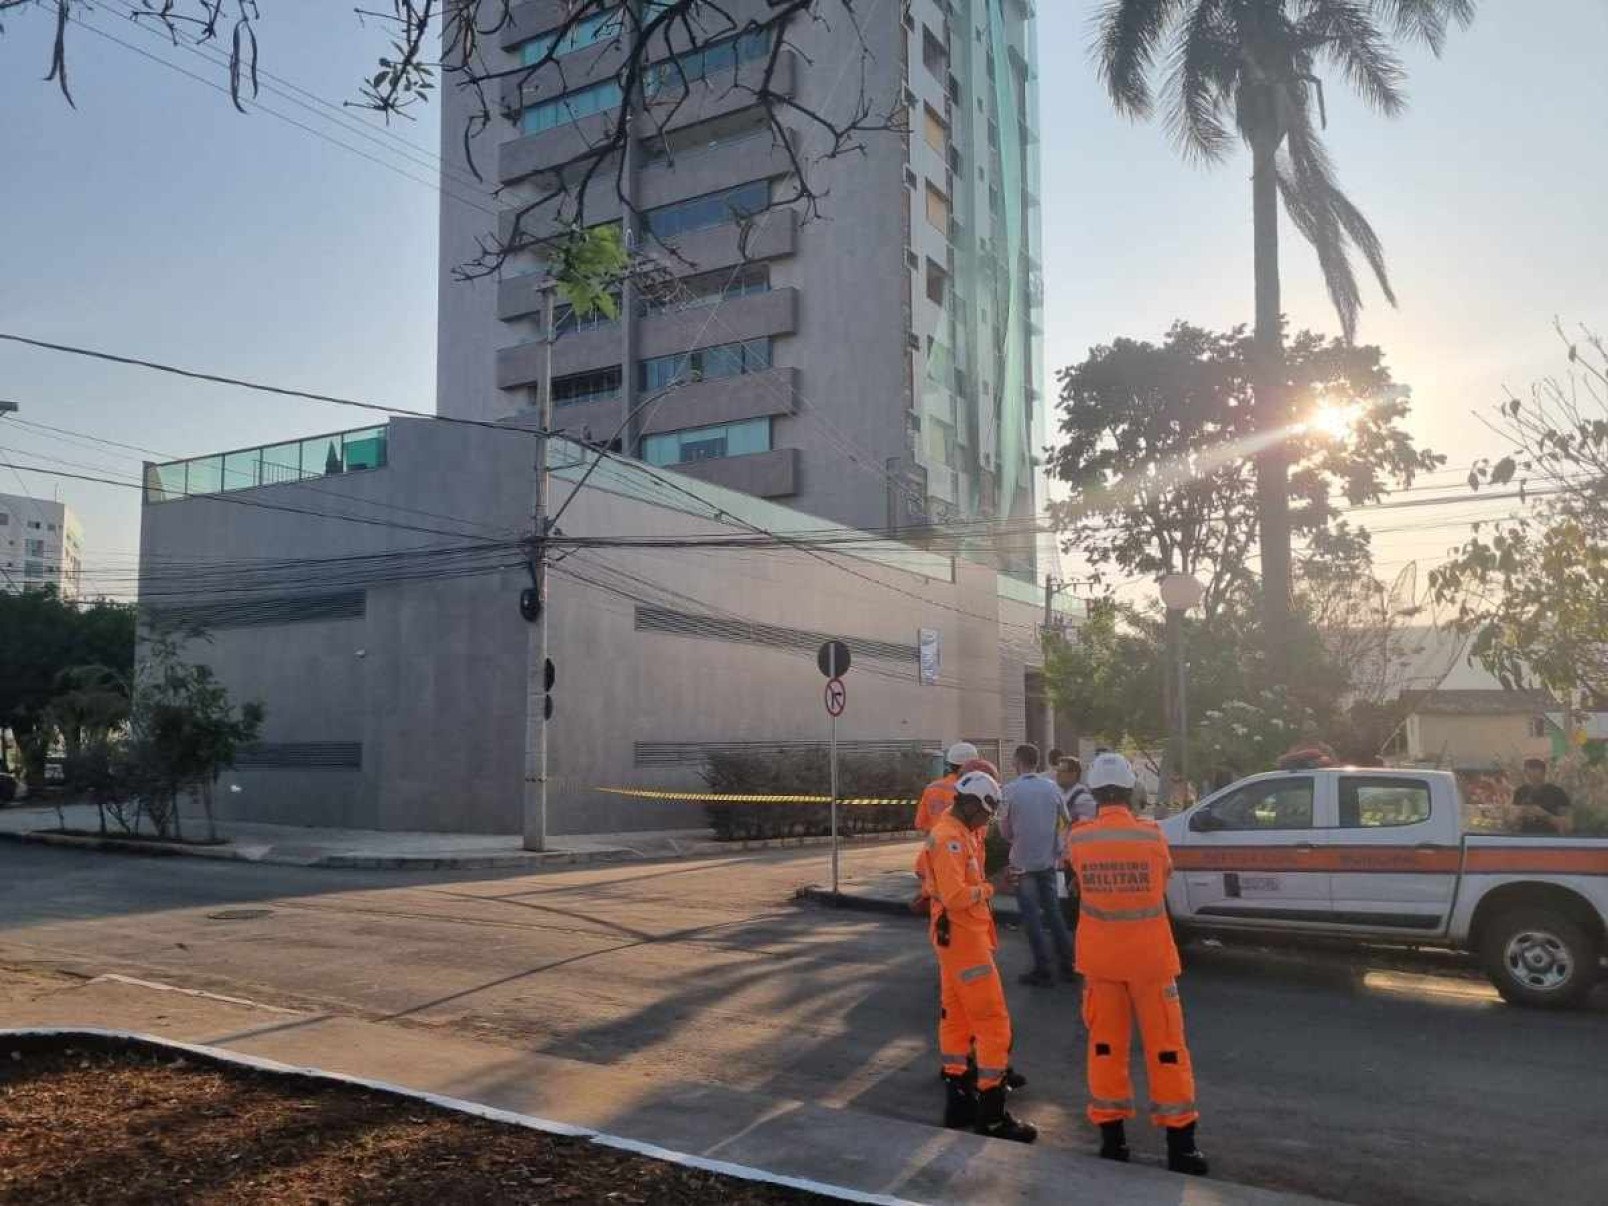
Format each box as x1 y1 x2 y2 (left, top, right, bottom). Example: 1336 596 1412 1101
1065 752 1208 1176
925 770 1038 1143
911 742 978 909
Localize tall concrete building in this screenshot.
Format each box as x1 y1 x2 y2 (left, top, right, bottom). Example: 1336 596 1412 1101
0 491 83 598
437 0 1043 574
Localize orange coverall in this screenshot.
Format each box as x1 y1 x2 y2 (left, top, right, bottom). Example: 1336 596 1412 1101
925 810 1012 1089
1065 806 1198 1129
913 773 958 899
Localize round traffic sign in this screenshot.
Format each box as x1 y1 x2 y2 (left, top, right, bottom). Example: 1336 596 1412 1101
817 639 851 678
825 677 847 717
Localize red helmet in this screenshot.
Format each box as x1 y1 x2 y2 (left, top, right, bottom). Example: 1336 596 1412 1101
961 757 1000 781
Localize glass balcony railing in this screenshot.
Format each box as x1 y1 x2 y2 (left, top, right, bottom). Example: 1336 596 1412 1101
143 425 388 504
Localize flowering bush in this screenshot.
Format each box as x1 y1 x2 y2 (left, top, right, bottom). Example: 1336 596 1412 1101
1197 689 1321 778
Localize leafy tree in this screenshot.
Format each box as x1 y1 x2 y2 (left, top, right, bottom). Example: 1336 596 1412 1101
1048 322 1442 617
10 2 901 279
1431 327 1608 698
128 630 265 841
1094 1 1475 644
0 588 135 781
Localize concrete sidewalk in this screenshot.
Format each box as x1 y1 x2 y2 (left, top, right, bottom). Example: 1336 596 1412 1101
0 802 919 870
0 972 1334 1206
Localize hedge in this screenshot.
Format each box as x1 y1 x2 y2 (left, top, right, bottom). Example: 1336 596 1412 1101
702 748 930 841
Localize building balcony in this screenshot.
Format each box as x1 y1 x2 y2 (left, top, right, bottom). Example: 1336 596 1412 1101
500 107 620 183
665 446 797 498
641 368 798 435
638 286 797 360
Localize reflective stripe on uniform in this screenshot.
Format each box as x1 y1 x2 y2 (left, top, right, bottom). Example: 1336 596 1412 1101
1162 983 1180 1000
958 963 993 984
1079 901 1167 922
1066 827 1164 847
1090 1096 1134 1112
977 1065 1009 1081
1152 1101 1197 1118
940 1051 971 1067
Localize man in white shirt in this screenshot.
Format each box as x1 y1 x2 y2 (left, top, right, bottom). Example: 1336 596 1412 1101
1057 756 1097 823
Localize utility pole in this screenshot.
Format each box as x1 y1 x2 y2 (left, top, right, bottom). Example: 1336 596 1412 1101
522 286 556 851
1041 573 1057 752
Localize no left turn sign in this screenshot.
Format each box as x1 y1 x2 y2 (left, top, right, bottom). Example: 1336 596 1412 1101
825 677 847 717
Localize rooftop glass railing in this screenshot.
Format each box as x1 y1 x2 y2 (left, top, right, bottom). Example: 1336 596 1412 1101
143 425 388 504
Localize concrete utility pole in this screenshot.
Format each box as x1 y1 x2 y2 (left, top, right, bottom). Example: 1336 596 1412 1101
1042 573 1057 751
522 287 556 851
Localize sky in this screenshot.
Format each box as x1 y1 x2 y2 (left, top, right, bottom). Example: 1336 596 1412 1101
1 0 1605 603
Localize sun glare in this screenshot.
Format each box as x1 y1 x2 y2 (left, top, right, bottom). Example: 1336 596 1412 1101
1308 401 1362 441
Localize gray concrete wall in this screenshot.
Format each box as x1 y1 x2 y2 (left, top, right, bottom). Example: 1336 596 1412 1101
140 418 1054 836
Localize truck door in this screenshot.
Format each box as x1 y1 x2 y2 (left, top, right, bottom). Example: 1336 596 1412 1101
1315 774 1458 935
1176 774 1334 926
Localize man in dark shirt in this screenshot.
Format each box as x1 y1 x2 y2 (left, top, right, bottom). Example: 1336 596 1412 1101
1511 759 1573 835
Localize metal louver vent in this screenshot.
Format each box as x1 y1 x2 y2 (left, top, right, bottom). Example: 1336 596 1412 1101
146 591 366 631
234 742 363 770
635 605 917 663
636 738 935 768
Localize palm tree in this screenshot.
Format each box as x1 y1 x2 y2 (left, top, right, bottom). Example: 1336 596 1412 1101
1093 0 1474 656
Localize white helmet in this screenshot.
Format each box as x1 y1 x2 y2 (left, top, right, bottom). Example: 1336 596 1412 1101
953 770 1002 813
945 741 980 766
1087 752 1137 791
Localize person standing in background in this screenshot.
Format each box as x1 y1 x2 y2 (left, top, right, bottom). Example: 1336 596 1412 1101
999 744 1076 987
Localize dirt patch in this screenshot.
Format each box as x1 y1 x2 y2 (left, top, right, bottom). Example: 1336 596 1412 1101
0 1037 837 1204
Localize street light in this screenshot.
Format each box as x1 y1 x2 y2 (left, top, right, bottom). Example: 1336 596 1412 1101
1159 574 1205 810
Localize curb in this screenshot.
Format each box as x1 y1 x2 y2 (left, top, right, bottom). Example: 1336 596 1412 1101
0 1027 917 1206
0 825 924 871
0 829 251 862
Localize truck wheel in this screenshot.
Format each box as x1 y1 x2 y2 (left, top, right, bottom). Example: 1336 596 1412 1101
1481 908 1599 1009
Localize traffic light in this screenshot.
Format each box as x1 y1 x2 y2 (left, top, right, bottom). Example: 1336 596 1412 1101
543 657 555 720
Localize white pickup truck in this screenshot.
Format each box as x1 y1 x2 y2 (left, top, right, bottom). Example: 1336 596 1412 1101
1160 768 1608 1007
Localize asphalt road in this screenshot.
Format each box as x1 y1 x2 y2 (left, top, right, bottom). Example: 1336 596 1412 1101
0 839 1603 1206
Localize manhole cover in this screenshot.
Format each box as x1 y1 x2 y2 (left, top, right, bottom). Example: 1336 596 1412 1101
206 908 273 921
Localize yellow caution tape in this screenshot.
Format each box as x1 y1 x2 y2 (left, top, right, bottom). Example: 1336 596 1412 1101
597 787 918 807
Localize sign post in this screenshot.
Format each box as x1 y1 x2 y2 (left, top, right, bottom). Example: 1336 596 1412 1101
817 640 851 896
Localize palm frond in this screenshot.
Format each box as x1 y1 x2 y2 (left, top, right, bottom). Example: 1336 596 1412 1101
1094 0 1189 118
1327 183 1398 307
1164 0 1239 161
1300 0 1407 116
1278 111 1364 341
1372 0 1477 55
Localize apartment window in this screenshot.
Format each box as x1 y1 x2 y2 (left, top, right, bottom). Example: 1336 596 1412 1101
640 263 769 314
518 8 626 65
924 182 950 233
24 561 43 578
923 105 946 155
553 294 622 336
643 417 770 467
550 368 623 409
27 520 40 530
0 513 7 525
1530 716 1549 739
925 259 947 306
639 338 771 392
922 27 947 78
521 79 624 135
645 179 770 240
25 539 45 557
644 30 770 97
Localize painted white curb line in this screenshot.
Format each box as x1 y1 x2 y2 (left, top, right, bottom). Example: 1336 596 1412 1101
1 1027 921 1206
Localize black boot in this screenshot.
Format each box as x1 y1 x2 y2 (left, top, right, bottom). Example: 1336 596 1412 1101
1097 1120 1130 1162
1166 1122 1209 1175
1004 1065 1028 1091
974 1085 1037 1144
942 1074 977 1130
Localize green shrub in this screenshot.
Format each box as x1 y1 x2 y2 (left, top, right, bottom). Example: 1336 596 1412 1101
702 749 930 841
